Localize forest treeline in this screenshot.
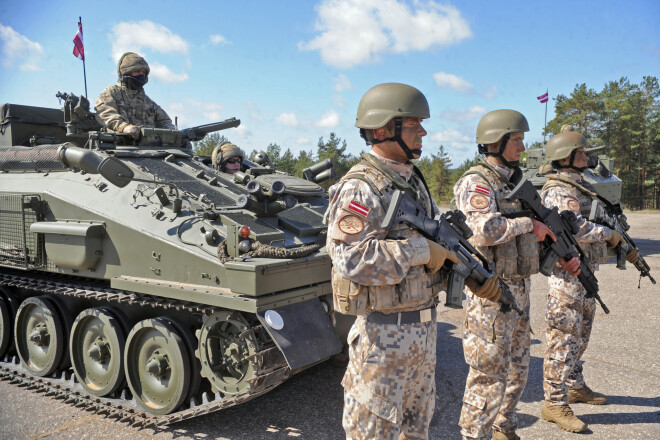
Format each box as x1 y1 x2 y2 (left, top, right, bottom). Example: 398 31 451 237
194 76 659 210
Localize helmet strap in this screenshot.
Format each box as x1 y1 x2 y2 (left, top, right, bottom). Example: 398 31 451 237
367 118 418 161
483 133 519 167
559 149 587 173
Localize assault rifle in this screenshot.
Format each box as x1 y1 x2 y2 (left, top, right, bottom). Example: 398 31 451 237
589 200 656 287
506 179 609 313
381 190 528 320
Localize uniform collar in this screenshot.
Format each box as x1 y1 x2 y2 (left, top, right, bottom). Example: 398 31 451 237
487 159 514 180
369 150 414 181
557 170 582 183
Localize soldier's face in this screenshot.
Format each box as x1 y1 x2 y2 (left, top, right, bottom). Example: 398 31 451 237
502 132 525 163
400 117 427 158
224 156 242 174
130 69 147 76
560 147 588 169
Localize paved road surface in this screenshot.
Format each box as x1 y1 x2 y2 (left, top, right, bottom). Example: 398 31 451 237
1 213 658 440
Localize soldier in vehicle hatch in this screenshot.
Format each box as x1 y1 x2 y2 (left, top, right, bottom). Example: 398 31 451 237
95 52 175 139
211 142 244 175
453 109 579 440
326 83 500 440
539 130 633 433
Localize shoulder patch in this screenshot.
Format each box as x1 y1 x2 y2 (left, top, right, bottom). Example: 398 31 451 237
469 194 490 210
338 214 364 234
346 200 370 218
566 198 580 212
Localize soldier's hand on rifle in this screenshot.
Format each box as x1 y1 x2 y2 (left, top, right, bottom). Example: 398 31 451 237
606 230 623 248
626 248 639 264
558 257 581 277
122 124 141 140
531 219 556 242
465 276 501 302
425 239 460 274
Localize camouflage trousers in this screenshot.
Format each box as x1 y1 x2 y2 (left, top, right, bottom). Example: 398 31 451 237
543 273 596 404
341 315 437 440
459 278 531 440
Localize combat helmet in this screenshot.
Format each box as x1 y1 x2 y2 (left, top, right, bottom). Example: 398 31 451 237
476 109 529 167
212 142 244 171
356 82 429 160
546 131 589 172
117 52 150 76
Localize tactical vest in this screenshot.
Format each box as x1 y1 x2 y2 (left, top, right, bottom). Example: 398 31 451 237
462 164 540 278
542 174 609 264
331 155 445 315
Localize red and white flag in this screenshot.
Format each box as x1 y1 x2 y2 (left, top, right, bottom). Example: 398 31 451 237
73 20 85 61
537 92 549 103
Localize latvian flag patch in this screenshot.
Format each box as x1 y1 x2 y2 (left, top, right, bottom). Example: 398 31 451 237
473 185 491 196
347 200 370 218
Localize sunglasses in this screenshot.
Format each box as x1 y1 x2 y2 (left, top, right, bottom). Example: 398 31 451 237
225 158 242 164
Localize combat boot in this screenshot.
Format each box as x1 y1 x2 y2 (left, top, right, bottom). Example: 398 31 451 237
492 429 520 440
541 402 587 433
569 385 607 405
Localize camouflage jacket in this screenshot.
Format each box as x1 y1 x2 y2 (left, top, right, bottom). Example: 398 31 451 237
453 161 538 278
541 171 612 266
94 81 175 132
326 152 446 314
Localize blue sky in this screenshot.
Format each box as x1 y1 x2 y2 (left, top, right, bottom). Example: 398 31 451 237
1 0 658 166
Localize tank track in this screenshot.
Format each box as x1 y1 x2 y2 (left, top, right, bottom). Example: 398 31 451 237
0 269 291 427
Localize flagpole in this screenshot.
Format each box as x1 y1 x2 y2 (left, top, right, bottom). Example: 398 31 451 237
543 87 548 144
79 17 88 99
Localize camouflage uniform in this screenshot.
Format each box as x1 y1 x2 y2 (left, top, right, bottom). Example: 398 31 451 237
541 172 612 405
327 152 445 440
94 81 175 133
453 161 538 440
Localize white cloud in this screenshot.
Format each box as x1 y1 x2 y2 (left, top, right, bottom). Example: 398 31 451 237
110 20 189 61
149 62 189 83
433 72 473 93
430 128 472 150
482 85 498 99
299 0 471 68
233 124 251 141
316 110 340 128
165 98 224 127
0 24 44 71
275 112 299 128
333 73 352 92
210 34 229 45
296 137 311 145
441 105 486 123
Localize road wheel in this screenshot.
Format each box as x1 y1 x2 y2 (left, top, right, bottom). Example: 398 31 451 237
124 317 191 415
70 307 128 396
14 296 65 376
0 286 18 357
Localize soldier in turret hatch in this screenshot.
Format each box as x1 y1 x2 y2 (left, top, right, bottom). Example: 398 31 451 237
212 142 244 175
95 52 175 139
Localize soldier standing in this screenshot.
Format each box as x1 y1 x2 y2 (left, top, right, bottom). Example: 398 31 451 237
540 130 634 432
453 109 570 440
95 52 175 139
326 83 500 440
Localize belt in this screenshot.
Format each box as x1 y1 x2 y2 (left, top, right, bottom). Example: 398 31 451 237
366 307 436 325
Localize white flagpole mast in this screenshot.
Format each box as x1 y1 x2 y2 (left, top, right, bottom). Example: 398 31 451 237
79 17 88 99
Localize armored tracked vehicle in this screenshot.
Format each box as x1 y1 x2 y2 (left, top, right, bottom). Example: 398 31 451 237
0 93 342 426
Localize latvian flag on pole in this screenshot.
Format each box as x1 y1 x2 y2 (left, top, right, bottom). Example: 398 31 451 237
73 20 84 60
537 92 549 103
